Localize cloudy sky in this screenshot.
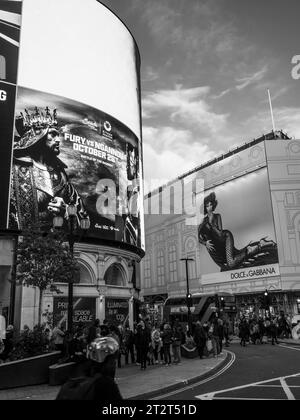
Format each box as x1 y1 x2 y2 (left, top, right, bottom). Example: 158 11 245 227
100 0 300 189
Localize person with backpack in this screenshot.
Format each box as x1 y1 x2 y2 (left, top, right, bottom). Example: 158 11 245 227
56 336 123 401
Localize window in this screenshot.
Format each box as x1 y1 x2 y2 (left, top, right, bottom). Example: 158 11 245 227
143 254 151 288
104 264 125 286
157 249 165 286
78 264 93 284
168 244 177 282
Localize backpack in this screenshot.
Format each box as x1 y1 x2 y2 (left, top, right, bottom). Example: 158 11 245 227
56 375 100 400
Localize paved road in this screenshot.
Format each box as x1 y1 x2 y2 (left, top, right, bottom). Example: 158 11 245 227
154 342 300 400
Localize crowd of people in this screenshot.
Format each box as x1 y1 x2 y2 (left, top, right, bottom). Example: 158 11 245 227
0 311 296 366
236 312 293 347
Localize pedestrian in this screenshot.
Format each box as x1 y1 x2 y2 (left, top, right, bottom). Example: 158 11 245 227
135 320 151 370
151 324 161 364
270 318 279 345
56 336 123 401
161 323 172 366
258 317 265 344
87 319 101 344
52 323 66 352
211 319 220 356
171 321 182 364
239 318 249 347
223 319 230 347
109 325 122 368
217 318 224 354
193 320 207 359
124 325 135 364
1 324 14 360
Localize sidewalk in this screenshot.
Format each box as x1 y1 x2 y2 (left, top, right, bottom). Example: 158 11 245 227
0 352 229 400
279 338 300 346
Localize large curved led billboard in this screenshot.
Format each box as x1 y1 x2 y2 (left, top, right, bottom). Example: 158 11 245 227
4 0 145 253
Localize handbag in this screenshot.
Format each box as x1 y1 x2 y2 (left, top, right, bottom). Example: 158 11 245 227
206 339 213 352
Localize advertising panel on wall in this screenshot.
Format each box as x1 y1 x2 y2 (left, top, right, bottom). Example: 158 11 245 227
105 298 129 326
198 166 280 286
53 297 96 328
4 0 144 252
8 87 142 249
0 0 22 229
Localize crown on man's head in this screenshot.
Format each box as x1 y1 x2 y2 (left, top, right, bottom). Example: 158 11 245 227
19 107 58 133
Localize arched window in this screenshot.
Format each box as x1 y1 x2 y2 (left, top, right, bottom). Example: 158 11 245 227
104 264 125 286
78 264 94 284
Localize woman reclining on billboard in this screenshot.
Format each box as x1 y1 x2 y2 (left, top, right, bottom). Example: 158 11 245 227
198 192 277 272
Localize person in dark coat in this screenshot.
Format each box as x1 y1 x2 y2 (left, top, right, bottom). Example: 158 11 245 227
135 321 151 370
269 318 279 345
87 319 101 344
193 321 207 359
239 318 249 347
161 323 173 365
124 325 135 364
217 318 224 353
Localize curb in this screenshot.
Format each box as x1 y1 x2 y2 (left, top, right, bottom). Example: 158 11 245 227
279 340 300 347
129 351 232 400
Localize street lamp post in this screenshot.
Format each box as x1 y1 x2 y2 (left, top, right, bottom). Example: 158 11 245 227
180 257 194 334
53 204 90 333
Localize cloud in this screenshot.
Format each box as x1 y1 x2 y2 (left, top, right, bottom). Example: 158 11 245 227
235 65 268 90
142 86 229 134
142 125 215 190
274 107 300 138
142 66 159 82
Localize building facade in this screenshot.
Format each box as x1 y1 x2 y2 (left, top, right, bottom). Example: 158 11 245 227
141 133 300 321
0 0 144 330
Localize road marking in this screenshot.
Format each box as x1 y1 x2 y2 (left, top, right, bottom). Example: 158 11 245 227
196 372 300 400
152 351 235 400
280 378 295 400
278 344 300 352
206 397 282 400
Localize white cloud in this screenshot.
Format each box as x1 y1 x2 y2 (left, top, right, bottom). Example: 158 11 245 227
235 65 268 90
142 66 159 82
274 107 300 138
142 86 229 133
142 125 215 190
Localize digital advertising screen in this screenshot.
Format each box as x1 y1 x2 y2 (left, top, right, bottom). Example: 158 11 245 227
9 87 143 251
1 0 144 253
0 0 22 229
198 166 280 284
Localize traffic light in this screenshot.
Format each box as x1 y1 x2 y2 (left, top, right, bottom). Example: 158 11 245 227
263 290 270 309
186 293 193 307
220 296 225 309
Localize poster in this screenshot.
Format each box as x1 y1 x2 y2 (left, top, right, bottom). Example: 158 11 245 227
0 0 22 229
53 297 96 328
105 298 129 326
9 87 142 250
198 167 279 281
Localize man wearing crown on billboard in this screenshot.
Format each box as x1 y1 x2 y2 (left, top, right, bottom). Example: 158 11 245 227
9 107 89 229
